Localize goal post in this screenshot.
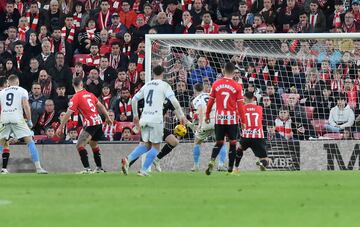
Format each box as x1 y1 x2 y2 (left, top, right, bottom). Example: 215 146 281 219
145 33 360 170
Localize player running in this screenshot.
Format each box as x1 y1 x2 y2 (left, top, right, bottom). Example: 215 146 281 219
239 92 269 171
0 75 47 174
191 83 227 171
205 62 244 175
121 65 186 176
56 76 112 174
0 76 11 174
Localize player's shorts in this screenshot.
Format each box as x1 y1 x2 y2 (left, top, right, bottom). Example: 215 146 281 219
140 122 163 144
0 120 32 140
83 125 104 141
215 124 238 141
240 137 267 158
195 128 215 141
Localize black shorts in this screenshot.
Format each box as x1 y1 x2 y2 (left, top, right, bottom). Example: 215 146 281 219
83 125 104 141
215 124 238 141
240 138 267 158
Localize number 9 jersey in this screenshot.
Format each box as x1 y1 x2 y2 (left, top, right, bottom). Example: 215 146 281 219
0 86 28 124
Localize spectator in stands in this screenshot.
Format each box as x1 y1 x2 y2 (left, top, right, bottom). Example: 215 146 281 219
25 1 47 33
99 83 115 110
40 127 61 144
261 94 278 127
29 82 46 126
190 0 205 27
66 128 78 143
199 11 219 34
237 1 254 26
1 59 18 78
330 69 344 94
85 68 102 97
98 56 117 84
17 16 31 43
108 12 127 42
285 62 306 92
0 1 20 40
292 11 310 33
247 82 262 103
318 39 342 69
99 29 111 55
216 0 238 25
108 42 128 70
225 13 242 34
132 70 145 94
339 51 356 78
325 93 355 133
83 42 101 72
73 1 90 31
47 0 65 32
113 68 131 92
308 0 327 33
4 26 18 48
119 0 137 29
120 127 133 141
50 27 63 55
154 11 174 34
73 62 86 79
20 58 40 91
165 0 182 27
315 86 336 119
253 14 267 33
260 57 280 90
38 25 49 42
188 56 217 87
328 0 345 31
259 0 277 25
48 52 73 94
114 87 133 122
175 80 193 110
342 127 354 140
35 99 59 135
0 41 12 63
275 107 294 140
95 0 112 31
175 10 196 34
61 15 78 65
53 84 69 114
277 0 301 33
304 68 325 98
24 32 42 59
78 18 101 54
102 109 122 141
343 77 358 110
265 81 282 110
143 3 157 27
36 39 56 71
38 69 55 98
130 14 150 46
243 24 254 33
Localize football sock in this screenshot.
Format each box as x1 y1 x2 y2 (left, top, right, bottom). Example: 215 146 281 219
2 148 10 169
92 147 102 168
0 145 2 154
235 147 244 168
128 144 148 163
218 145 227 166
157 143 175 159
27 141 39 162
129 157 138 167
210 142 223 160
193 144 201 165
228 143 236 172
260 159 269 167
141 147 158 172
78 147 90 169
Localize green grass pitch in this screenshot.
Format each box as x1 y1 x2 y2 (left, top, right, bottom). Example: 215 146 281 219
0 171 359 227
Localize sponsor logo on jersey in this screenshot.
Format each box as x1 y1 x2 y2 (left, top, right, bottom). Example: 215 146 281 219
216 115 235 120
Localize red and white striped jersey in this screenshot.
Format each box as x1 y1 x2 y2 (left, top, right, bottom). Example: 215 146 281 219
206 77 243 125
275 118 293 138
68 89 102 127
239 103 264 138
102 121 123 141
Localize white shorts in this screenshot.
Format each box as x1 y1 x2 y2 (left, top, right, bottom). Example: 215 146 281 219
195 128 215 141
140 122 164 144
0 121 32 140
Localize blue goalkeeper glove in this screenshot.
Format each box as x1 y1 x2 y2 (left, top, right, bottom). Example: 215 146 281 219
26 120 33 129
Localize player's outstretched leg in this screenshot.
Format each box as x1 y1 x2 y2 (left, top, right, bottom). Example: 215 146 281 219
138 145 159 176
24 137 47 174
153 135 179 172
217 144 227 171
206 141 223 175
234 146 243 173
90 141 105 173
0 141 10 174
122 143 149 175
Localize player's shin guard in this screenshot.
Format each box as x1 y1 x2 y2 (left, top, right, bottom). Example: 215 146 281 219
227 141 237 172
219 145 227 166
193 144 201 165
157 143 175 159
92 147 102 168
128 144 148 163
77 147 90 169
2 148 10 169
211 141 224 161
141 147 158 172
235 147 243 168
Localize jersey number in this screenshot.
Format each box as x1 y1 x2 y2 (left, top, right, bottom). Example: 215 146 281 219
245 112 259 127
6 93 14 106
146 89 154 106
87 99 96 112
221 92 230 109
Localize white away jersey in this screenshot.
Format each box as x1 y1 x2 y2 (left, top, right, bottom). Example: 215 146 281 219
0 86 28 124
192 92 216 129
134 79 175 124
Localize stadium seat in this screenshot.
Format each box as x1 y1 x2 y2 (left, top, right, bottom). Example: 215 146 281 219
281 93 300 105
73 54 87 64
323 133 343 140
304 106 315 119
33 135 47 142
311 119 328 136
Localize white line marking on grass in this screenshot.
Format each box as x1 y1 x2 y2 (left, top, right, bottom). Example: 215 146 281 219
0 200 12 206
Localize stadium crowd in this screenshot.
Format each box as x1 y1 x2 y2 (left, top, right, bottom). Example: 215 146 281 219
1 0 360 143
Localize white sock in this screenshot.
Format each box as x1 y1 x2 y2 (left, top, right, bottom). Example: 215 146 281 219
34 161 42 170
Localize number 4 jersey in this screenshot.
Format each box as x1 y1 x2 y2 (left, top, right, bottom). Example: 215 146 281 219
68 89 102 127
207 77 243 125
239 103 264 139
0 86 28 124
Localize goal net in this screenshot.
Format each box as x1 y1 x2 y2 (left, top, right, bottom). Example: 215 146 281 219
145 33 360 171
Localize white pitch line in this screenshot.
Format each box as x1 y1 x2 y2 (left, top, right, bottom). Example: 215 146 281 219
0 200 12 206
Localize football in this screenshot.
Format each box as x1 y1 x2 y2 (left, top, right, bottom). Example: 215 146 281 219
174 124 187 137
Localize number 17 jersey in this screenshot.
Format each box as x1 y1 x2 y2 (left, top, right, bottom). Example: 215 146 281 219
133 79 175 124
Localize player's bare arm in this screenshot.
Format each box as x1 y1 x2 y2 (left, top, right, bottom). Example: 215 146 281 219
96 101 113 125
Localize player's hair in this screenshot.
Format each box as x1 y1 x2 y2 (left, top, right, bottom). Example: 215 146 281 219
194 83 204 92
7 74 18 82
224 62 235 75
72 76 83 87
0 76 7 87
244 91 254 101
153 65 164 76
